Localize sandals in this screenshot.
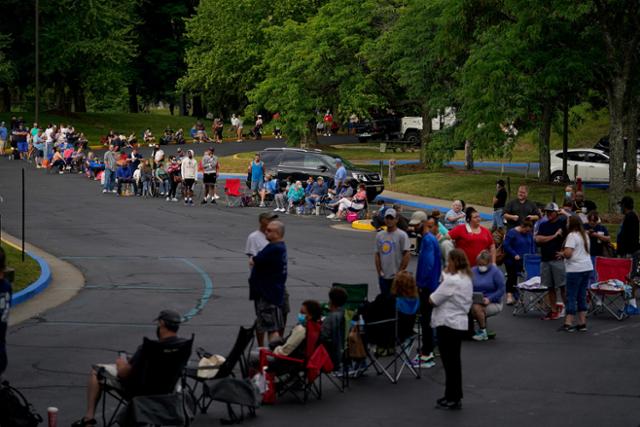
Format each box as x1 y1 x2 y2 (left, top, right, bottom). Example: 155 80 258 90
71 418 97 427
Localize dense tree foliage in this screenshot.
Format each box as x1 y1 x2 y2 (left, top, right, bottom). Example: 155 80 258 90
2 0 638 210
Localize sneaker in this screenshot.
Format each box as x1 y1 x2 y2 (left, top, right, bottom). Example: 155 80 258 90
213 194 220 199
411 353 435 368
435 400 462 410
166 197 171 201
326 213 336 219
558 324 576 332
172 197 178 202
102 189 108 193
111 190 117 193
211 199 216 204
472 329 489 341
259 202 266 207
576 324 588 332
201 200 208 205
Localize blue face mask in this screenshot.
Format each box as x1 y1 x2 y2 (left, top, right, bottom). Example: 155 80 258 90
565 191 572 198
297 313 307 326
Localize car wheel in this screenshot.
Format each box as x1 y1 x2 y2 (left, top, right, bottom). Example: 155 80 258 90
404 130 420 144
550 171 567 184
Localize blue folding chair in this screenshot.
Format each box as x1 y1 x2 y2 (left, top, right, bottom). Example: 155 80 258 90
513 254 551 315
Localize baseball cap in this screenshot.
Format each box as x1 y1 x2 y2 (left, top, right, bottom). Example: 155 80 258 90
384 208 397 218
259 212 278 221
409 210 427 225
544 202 559 212
155 309 182 325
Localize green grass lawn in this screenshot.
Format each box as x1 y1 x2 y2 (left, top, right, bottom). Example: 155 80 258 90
0 111 266 147
1 242 41 293
387 166 625 214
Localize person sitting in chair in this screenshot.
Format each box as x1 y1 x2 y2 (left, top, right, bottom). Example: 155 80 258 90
470 251 505 341
327 183 366 220
305 176 328 213
271 300 322 358
72 310 186 427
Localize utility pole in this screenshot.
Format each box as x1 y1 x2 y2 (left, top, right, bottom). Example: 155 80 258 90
35 0 40 124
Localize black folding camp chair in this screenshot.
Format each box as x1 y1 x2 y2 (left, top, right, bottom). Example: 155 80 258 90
99 335 194 427
184 324 255 414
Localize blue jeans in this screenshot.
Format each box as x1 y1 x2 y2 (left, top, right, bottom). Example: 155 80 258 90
492 209 504 229
565 270 591 315
103 169 115 191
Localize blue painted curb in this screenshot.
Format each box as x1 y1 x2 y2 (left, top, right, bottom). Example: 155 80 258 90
373 195 493 221
11 251 52 306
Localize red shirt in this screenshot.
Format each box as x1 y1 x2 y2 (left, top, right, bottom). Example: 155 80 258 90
448 224 494 266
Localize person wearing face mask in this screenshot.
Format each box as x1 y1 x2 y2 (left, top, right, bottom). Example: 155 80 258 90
72 310 186 427
470 251 505 341
271 300 322 358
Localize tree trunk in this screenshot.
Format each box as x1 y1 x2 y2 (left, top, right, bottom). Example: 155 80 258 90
538 102 553 182
70 83 86 113
624 100 639 190
180 93 188 116
562 102 569 179
192 95 204 118
420 108 432 166
607 79 626 213
464 140 474 170
0 85 10 112
128 85 139 113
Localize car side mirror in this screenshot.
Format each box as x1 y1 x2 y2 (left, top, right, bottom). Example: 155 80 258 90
317 165 327 172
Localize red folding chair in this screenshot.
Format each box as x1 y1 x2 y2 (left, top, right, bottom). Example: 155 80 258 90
224 178 244 207
589 257 633 321
259 321 333 403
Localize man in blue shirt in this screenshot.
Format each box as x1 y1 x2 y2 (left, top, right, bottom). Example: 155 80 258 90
334 159 347 189
0 247 12 376
116 161 136 195
248 153 266 206
305 176 328 213
414 216 441 368
249 221 288 346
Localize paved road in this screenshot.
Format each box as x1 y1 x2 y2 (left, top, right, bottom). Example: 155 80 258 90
1 149 639 426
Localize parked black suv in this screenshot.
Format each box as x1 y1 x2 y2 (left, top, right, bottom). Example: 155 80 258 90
355 117 401 142
258 147 384 201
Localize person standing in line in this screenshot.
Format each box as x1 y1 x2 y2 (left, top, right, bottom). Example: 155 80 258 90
448 207 496 267
492 179 507 231
413 216 442 369
249 221 288 347
429 249 473 410
535 203 568 320
503 220 536 305
248 153 267 207
558 216 593 332
374 208 411 296
0 247 11 377
334 159 347 190
0 121 7 157
103 145 117 193
617 196 640 258
181 149 198 205
201 148 220 204
503 185 539 229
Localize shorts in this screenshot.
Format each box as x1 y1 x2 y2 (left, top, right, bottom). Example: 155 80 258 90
250 180 264 192
17 142 28 153
254 298 284 334
184 178 195 190
203 173 217 184
485 302 503 317
37 150 44 157
93 364 125 392
541 260 566 288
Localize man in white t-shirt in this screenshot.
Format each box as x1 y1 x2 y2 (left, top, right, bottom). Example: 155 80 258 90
246 212 278 258
181 150 198 205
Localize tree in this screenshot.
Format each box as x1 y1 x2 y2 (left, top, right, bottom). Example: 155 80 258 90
249 0 396 145
0 34 15 112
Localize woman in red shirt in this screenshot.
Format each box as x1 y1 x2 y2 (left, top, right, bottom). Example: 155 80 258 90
448 207 496 266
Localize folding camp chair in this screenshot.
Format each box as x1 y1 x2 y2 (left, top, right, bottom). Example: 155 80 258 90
359 296 421 384
589 257 633 321
99 335 194 427
259 320 333 403
185 324 255 414
513 254 551 316
224 178 245 207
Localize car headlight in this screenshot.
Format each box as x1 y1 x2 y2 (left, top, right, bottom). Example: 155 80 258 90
352 172 368 182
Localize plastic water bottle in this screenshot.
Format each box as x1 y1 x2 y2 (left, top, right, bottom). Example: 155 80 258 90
358 315 365 334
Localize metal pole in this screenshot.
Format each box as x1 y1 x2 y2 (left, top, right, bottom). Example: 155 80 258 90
35 0 40 124
21 168 25 262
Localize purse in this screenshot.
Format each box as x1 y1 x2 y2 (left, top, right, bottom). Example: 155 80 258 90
348 325 366 359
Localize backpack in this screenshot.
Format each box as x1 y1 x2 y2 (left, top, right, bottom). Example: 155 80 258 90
0 380 43 427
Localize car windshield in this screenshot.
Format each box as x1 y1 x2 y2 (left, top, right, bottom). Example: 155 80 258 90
323 153 356 169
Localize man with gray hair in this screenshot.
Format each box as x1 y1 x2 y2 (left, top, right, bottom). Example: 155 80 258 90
249 220 288 346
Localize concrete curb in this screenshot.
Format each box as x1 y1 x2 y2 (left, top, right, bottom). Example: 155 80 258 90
2 231 86 325
1 238 52 306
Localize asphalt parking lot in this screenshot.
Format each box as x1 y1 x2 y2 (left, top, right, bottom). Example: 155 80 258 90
1 149 639 427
